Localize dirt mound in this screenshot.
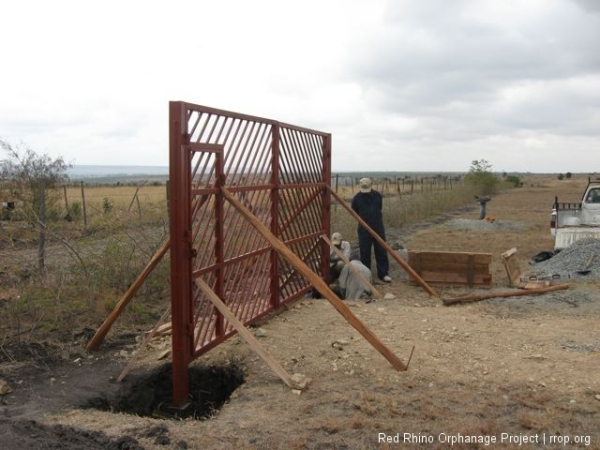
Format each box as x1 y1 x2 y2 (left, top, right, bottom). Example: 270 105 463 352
0 417 144 450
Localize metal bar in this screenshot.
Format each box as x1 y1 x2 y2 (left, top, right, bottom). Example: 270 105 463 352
169 101 193 406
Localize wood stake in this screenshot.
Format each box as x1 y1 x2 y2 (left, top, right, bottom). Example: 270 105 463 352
327 186 440 297
221 186 408 371
86 238 171 351
116 305 172 382
195 277 305 389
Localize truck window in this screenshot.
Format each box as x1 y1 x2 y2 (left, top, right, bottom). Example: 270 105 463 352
587 189 600 203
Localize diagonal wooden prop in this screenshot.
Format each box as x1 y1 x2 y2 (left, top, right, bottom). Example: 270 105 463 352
195 278 310 390
327 186 440 297
86 238 171 351
221 186 408 371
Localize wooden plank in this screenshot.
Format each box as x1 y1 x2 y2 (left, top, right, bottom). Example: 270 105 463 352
195 277 307 390
222 186 409 371
327 186 440 298
87 238 171 351
500 247 522 287
320 235 381 298
414 252 493 264
416 271 492 285
406 260 491 273
467 254 475 286
407 250 492 286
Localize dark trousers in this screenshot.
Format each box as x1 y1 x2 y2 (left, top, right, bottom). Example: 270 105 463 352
358 226 389 279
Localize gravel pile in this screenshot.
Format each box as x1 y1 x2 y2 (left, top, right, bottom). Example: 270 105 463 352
443 219 530 232
527 238 600 280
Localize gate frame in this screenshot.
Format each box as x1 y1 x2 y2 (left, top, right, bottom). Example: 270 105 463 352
169 101 332 404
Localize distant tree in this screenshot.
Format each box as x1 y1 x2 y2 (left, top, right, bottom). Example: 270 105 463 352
566 172 572 179
464 159 498 195
557 173 565 180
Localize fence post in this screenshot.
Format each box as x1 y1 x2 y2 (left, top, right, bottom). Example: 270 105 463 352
80 181 88 226
63 185 70 216
38 179 46 274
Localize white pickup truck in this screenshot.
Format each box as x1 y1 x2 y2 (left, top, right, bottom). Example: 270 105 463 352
551 180 600 250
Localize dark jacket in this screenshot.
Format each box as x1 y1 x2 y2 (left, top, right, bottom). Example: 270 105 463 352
351 190 384 230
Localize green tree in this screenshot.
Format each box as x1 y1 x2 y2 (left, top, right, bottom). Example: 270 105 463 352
464 159 498 195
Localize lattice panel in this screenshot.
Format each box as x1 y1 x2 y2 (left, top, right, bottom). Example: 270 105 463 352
170 102 330 378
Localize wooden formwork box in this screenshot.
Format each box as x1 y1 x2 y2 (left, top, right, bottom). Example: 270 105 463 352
408 251 492 286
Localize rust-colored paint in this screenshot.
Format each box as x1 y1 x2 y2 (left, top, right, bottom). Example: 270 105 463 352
169 101 331 405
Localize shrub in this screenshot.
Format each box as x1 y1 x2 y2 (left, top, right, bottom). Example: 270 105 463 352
505 175 522 187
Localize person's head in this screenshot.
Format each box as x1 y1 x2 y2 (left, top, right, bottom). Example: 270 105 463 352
331 232 343 246
359 177 372 193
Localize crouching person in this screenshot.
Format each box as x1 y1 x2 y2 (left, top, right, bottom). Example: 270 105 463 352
338 257 372 300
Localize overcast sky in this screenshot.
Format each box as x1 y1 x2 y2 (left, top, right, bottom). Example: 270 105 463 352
1 0 599 173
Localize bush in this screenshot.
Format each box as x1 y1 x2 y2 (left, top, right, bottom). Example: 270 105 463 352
464 159 499 195
505 175 522 187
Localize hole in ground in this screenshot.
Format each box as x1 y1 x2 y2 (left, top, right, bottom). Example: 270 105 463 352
84 362 245 420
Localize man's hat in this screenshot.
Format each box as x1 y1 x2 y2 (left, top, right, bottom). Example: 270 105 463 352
331 232 343 245
359 177 372 193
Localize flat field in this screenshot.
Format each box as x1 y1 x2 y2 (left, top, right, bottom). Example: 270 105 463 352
1 174 599 450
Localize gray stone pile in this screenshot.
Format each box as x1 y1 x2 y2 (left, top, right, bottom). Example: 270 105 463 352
443 219 530 232
528 238 600 280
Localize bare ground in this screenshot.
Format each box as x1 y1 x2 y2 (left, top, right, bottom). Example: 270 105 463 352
1 175 600 449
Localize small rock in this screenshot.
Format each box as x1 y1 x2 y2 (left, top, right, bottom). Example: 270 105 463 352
594 394 600 401
158 349 171 360
290 373 312 390
292 389 302 395
383 293 396 300
0 379 12 395
254 328 267 338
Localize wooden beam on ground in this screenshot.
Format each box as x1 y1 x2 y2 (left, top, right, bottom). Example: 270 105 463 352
116 305 172 382
195 277 309 390
443 284 570 306
320 235 382 298
86 238 171 351
327 186 440 298
221 186 408 372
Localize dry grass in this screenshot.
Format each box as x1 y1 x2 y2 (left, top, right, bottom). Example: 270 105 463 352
3 173 600 450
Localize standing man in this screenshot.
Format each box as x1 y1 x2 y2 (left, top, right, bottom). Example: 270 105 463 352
351 177 391 283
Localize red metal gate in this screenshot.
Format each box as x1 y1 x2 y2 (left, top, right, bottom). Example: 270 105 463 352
169 101 331 404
